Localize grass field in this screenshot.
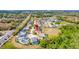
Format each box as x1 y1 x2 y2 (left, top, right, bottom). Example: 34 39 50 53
44 24 79 49
2 38 17 49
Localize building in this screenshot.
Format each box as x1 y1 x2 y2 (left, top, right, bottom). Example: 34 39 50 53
34 17 40 34
16 37 30 44
27 34 39 45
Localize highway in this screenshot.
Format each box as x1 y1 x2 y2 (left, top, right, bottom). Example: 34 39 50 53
0 14 31 47
0 30 14 47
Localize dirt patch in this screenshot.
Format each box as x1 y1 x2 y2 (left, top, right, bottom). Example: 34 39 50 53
0 23 11 30
43 27 60 36
42 27 61 40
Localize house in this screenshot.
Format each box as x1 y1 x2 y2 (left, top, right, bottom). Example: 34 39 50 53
27 34 39 45
16 37 30 44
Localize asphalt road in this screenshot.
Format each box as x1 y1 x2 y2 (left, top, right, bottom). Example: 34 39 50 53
0 14 31 47
0 30 14 47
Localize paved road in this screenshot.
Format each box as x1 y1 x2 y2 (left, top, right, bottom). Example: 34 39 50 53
0 14 31 48
0 30 14 47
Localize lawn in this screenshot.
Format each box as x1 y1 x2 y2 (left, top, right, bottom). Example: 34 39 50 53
40 24 79 49
2 38 17 49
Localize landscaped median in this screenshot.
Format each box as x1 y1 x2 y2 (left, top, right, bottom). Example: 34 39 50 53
1 14 32 49
13 14 31 36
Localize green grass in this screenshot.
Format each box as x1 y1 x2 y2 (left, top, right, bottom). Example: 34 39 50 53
40 24 79 49
2 39 17 49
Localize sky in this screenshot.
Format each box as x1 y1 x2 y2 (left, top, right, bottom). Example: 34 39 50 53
0 0 79 10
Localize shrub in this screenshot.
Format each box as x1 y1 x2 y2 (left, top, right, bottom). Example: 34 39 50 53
39 39 48 48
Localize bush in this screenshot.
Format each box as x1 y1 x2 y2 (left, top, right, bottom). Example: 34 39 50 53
39 39 48 48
